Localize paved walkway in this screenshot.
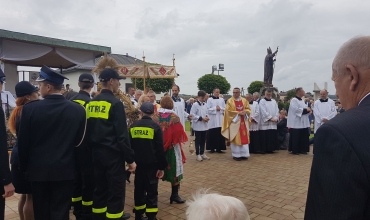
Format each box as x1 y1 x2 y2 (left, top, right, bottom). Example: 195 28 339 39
5 135 313 220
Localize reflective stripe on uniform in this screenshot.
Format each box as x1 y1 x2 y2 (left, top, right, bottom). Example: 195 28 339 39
73 99 86 106
86 101 112 119
106 211 123 218
72 196 82 202
82 200 93 206
130 127 154 139
92 207 107 213
134 204 146 210
146 208 158 213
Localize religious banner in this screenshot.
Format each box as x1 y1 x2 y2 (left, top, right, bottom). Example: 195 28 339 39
116 65 145 78
116 64 177 78
147 65 177 78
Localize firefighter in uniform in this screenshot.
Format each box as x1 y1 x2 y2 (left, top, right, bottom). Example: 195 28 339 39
129 102 167 220
87 68 136 220
70 73 95 220
17 66 86 220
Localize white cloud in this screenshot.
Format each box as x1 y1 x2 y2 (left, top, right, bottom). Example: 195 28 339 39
1 0 370 95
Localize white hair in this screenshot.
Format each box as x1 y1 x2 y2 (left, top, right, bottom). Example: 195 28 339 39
147 90 156 95
333 36 370 74
186 189 250 220
189 98 194 101
219 94 223 98
135 89 142 94
252 92 259 97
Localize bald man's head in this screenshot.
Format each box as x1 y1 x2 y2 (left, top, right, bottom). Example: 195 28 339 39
320 90 328 100
332 36 370 110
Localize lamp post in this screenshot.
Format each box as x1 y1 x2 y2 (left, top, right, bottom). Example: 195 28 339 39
211 64 224 75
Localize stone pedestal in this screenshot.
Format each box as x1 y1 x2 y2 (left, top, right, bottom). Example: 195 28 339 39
259 85 280 101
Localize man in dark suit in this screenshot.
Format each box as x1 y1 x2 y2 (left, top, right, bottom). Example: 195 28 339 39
305 36 370 219
18 66 86 220
0 69 15 220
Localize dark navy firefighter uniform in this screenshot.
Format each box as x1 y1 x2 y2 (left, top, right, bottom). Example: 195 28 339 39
130 102 167 220
70 77 95 220
87 69 134 220
17 66 86 220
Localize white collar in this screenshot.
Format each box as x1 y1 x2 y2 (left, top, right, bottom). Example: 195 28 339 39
235 97 241 101
358 92 370 106
158 108 174 113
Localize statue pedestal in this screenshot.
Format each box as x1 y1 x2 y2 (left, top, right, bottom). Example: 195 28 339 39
259 85 280 101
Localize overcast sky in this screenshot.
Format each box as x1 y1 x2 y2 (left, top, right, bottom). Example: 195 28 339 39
1 0 370 95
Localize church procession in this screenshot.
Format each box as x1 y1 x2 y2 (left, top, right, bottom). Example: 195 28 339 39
2 16 370 220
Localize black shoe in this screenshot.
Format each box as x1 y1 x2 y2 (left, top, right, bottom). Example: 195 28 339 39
292 152 299 155
240 157 248 160
210 150 215 153
170 184 186 204
216 151 225 153
170 195 186 204
120 213 131 219
233 157 242 161
300 152 308 155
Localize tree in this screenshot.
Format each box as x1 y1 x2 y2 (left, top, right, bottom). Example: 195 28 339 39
197 74 231 94
278 101 285 110
284 88 296 103
131 78 173 93
247 81 264 94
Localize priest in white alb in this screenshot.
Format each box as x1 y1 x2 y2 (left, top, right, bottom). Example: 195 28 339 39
206 88 226 153
287 87 311 155
171 85 192 129
313 90 336 133
259 89 279 153
221 88 251 161
245 93 261 154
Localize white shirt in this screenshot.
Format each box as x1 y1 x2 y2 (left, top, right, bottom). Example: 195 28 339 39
313 98 336 133
287 97 310 129
207 96 225 129
172 96 189 129
249 101 260 131
259 98 279 130
359 92 370 105
190 101 208 131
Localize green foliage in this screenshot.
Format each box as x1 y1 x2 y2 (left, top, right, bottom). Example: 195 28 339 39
132 78 173 93
247 81 264 94
278 101 285 110
284 102 290 110
284 88 297 103
197 74 231 94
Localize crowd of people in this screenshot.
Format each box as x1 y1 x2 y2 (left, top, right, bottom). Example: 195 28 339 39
0 68 345 220
1 35 370 220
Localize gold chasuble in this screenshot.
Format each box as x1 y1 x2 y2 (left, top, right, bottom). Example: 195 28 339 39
221 97 251 146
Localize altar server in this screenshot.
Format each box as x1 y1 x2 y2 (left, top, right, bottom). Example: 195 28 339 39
206 88 226 153
258 89 279 153
313 90 336 133
245 94 261 153
287 87 311 155
171 85 192 129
